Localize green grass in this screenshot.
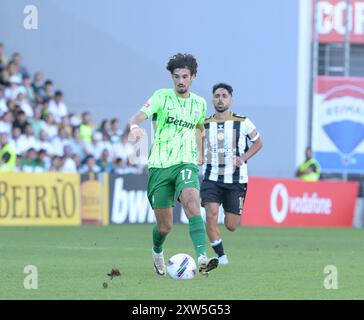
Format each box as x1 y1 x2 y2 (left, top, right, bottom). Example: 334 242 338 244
0 225 363 300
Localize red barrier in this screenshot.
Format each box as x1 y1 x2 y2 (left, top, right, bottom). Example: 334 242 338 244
241 178 359 227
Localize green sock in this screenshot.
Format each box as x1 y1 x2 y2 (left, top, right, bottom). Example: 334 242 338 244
188 215 207 258
152 224 166 254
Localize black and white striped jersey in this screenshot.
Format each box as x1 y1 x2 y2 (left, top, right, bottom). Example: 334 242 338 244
202 113 259 184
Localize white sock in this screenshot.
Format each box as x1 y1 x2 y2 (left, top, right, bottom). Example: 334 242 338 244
211 239 222 247
152 248 163 255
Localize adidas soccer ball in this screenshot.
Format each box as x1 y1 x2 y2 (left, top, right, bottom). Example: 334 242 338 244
167 253 196 280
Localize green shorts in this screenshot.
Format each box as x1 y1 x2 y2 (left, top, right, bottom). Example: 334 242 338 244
147 163 200 209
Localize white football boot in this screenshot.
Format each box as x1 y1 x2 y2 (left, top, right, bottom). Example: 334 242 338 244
218 254 229 265
198 255 219 276
152 249 166 276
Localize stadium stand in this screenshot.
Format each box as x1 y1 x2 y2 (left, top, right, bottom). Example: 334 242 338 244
0 42 144 174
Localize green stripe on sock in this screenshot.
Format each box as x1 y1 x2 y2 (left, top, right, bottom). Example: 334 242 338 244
153 224 166 254
188 215 207 257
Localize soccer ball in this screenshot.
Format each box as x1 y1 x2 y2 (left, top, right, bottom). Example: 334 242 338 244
166 253 196 280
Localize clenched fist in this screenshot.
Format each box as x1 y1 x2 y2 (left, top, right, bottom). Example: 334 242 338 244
128 127 147 142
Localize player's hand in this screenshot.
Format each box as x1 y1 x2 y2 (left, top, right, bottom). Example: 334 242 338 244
233 156 245 168
128 127 147 143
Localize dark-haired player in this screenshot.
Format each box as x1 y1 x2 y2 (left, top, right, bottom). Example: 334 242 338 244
128 53 219 276
201 83 263 265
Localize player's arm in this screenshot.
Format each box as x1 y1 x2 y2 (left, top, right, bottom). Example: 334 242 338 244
296 163 316 177
295 168 303 177
128 111 148 142
236 130 263 166
129 93 160 142
196 124 205 165
1 151 11 163
196 99 207 165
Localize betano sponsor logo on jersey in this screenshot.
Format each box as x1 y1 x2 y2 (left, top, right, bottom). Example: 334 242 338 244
166 116 195 129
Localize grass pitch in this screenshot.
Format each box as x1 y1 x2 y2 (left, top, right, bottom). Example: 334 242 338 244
0 225 363 300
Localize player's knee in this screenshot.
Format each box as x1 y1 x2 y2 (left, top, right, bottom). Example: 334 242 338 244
158 224 172 236
206 210 218 222
185 198 200 214
225 221 238 232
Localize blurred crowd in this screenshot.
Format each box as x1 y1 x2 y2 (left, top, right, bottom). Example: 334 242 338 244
0 42 145 174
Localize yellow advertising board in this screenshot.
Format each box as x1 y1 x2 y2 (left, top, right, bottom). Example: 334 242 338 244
80 172 109 225
0 173 81 226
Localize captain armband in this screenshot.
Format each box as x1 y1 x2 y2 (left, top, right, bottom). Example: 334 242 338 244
249 132 260 142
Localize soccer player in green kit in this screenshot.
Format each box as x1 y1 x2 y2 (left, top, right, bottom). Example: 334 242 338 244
128 53 218 276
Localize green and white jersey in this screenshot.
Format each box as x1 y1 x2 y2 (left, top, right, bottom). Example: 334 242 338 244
140 88 207 169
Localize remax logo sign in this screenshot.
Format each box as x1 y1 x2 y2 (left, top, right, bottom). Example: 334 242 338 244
312 77 364 173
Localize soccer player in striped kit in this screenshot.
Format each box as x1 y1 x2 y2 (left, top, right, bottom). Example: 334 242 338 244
201 83 263 265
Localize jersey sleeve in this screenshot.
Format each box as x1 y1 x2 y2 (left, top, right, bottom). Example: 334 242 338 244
197 99 207 126
241 118 261 143
241 118 256 135
139 92 161 118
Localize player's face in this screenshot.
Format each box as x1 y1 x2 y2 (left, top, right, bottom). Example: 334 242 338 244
213 88 232 113
172 68 195 96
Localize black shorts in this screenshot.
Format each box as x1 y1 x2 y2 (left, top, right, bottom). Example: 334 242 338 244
200 179 248 215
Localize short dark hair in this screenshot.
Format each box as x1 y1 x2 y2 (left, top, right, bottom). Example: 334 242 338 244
166 53 198 76
111 118 119 125
43 97 50 104
212 83 233 96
